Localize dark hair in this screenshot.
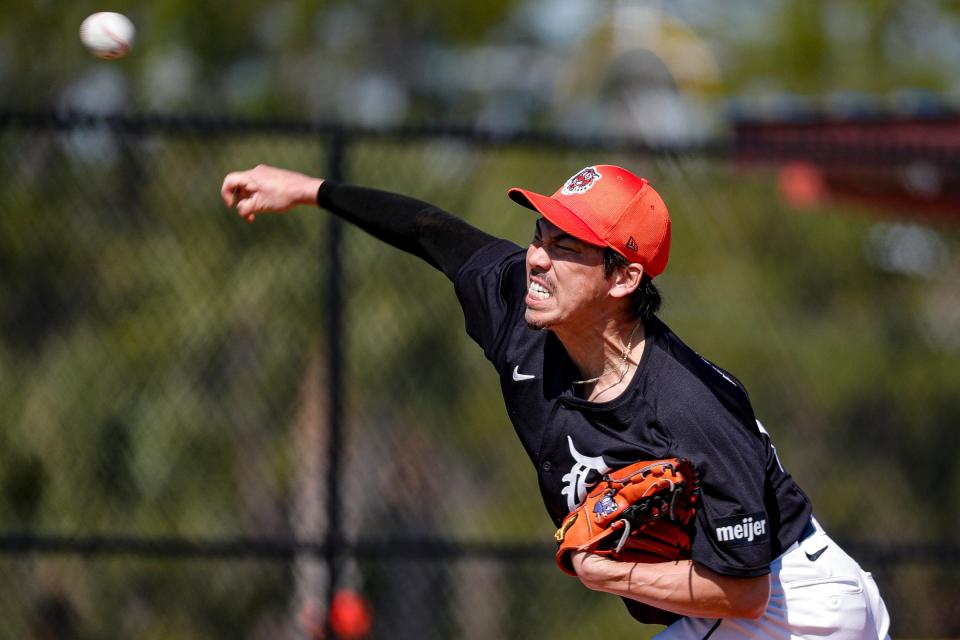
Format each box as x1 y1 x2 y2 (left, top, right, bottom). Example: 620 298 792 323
603 248 662 322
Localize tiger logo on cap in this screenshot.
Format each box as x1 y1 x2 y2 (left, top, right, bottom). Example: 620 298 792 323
561 167 602 195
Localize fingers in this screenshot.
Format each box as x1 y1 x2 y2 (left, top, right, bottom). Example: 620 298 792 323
235 194 259 220
222 169 261 223
222 165 318 224
220 171 251 207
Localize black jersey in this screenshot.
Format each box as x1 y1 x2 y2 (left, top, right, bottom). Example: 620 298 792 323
454 239 812 579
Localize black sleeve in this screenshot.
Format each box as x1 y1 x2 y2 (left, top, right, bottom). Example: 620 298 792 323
316 180 499 281
452 240 527 360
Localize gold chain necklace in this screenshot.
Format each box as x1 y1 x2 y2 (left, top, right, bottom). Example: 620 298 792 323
571 319 644 386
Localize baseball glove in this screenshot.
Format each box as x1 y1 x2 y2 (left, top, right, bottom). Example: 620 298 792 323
554 458 700 576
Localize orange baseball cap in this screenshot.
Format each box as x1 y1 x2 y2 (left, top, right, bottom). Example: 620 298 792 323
508 165 671 277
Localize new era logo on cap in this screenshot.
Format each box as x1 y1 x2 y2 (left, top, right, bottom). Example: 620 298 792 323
507 165 671 277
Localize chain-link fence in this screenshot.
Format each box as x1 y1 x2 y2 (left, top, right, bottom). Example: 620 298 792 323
1 110 958 639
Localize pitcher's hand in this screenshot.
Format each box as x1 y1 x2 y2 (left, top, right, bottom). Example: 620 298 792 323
221 165 324 222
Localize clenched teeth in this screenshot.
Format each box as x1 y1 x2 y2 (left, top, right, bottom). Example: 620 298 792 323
529 282 551 300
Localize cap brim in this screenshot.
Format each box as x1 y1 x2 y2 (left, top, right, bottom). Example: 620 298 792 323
507 188 606 247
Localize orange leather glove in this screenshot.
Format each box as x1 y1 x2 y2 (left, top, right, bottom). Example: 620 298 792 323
555 458 700 576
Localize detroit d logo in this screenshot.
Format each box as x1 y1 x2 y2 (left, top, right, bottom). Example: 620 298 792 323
561 167 602 195
561 436 611 512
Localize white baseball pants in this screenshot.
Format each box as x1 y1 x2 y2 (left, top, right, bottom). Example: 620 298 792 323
655 517 891 639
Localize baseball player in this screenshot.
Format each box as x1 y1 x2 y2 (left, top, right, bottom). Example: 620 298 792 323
221 164 891 638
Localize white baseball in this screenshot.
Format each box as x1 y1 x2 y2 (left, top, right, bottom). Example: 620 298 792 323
80 12 136 60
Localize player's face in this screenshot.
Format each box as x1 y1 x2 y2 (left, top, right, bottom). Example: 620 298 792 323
524 219 610 331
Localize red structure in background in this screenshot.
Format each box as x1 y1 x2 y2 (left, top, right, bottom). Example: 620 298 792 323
733 114 960 221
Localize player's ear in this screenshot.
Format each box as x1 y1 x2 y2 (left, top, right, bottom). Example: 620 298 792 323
608 262 644 300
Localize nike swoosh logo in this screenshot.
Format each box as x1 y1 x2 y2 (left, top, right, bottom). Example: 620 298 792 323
512 365 536 381
805 545 828 562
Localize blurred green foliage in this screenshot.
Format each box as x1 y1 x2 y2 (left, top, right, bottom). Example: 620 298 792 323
3 0 959 124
